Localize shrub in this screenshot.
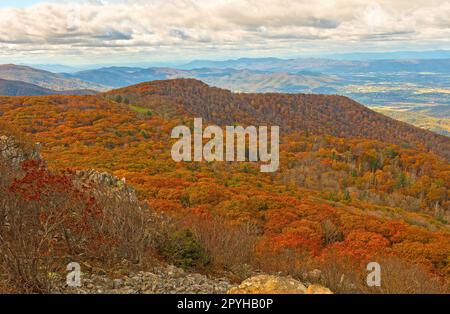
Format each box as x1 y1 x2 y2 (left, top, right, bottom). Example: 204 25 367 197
317 253 449 294
321 219 344 245
162 229 210 270
359 257 448 294
253 248 314 282
183 214 258 279
0 160 92 292
317 252 361 293
0 156 166 292
114 95 123 103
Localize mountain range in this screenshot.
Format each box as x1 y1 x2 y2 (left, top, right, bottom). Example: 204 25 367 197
179 57 450 73
0 64 107 91
1 59 450 136
65 66 338 92
0 78 97 96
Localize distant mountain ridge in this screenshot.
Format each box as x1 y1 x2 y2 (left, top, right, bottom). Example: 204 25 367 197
65 66 185 87
180 57 450 73
0 64 108 91
322 50 450 60
2 59 450 95
0 78 97 96
65 66 338 93
0 64 340 94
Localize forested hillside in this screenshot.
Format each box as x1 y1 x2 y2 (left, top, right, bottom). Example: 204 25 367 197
106 79 450 160
0 80 449 293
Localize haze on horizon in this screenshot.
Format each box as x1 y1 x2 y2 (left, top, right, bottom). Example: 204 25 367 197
0 0 449 66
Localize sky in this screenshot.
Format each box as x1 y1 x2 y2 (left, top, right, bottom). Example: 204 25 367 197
0 1 43 8
0 0 449 65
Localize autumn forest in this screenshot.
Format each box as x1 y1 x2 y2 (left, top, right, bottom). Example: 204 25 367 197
0 79 449 294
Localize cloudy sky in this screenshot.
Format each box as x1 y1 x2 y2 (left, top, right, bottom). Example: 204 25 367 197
0 0 449 65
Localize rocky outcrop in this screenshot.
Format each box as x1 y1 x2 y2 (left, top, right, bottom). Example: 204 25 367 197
227 274 333 294
0 135 40 166
227 275 307 294
74 169 139 204
57 266 334 295
75 169 128 190
62 265 233 294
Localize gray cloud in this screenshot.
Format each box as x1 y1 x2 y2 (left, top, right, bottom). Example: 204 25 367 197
0 0 449 63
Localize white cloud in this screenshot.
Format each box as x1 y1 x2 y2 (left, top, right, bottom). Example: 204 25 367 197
0 0 449 64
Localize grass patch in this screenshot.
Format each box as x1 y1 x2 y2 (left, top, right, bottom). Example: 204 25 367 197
129 104 152 115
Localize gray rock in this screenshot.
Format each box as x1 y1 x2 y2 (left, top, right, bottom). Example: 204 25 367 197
113 279 123 289
57 264 234 294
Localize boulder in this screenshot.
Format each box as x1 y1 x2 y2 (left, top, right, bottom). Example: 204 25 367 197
227 275 307 294
306 284 333 294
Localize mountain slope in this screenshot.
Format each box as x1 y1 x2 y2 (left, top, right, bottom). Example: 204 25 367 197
0 78 55 96
67 66 337 93
181 57 450 73
0 64 108 91
372 107 450 137
106 79 450 160
0 78 97 96
66 66 184 87
192 69 337 93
